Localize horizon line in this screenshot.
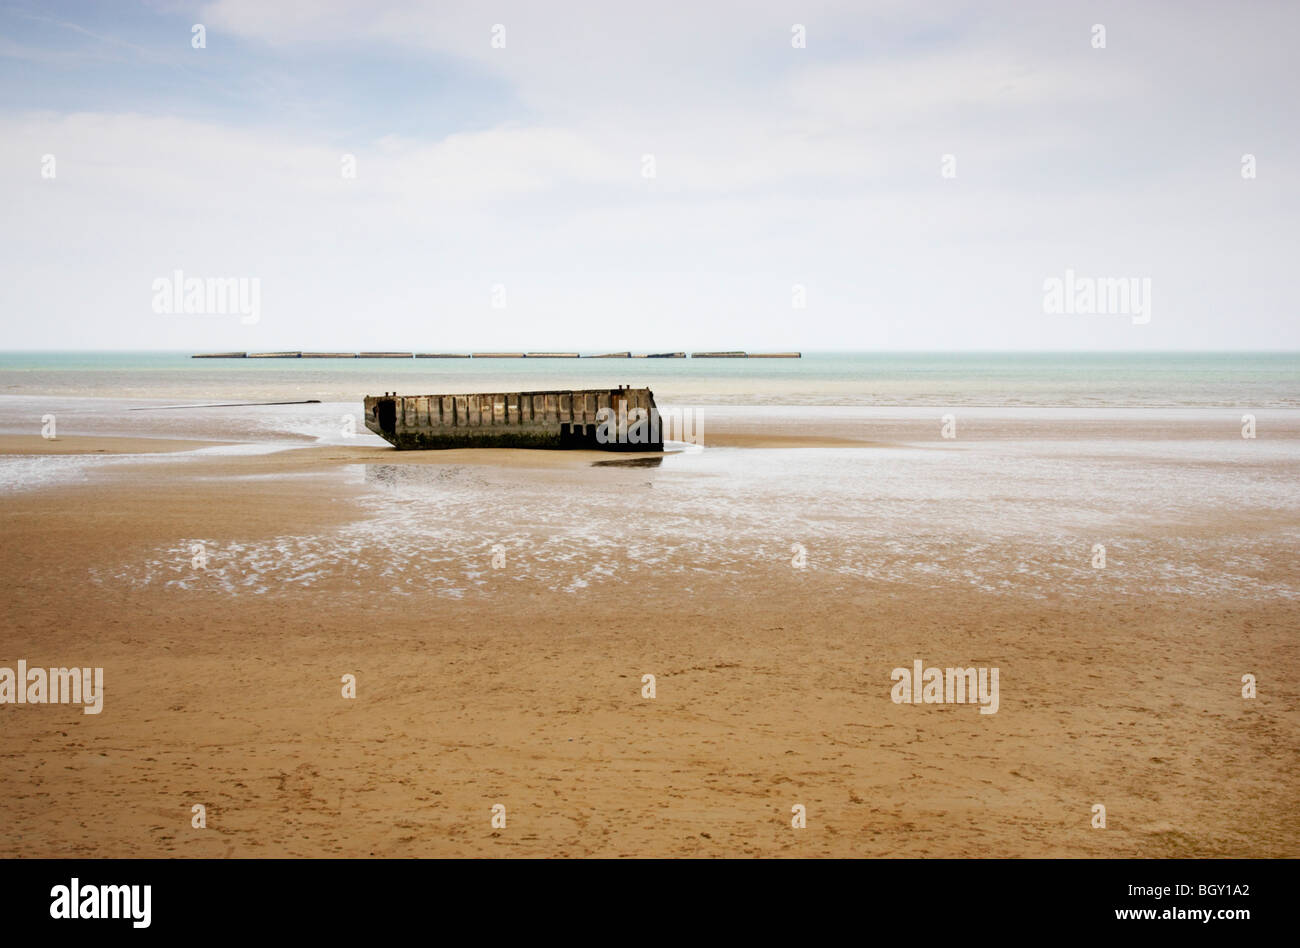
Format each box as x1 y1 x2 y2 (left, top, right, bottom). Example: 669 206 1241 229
2 349 1299 356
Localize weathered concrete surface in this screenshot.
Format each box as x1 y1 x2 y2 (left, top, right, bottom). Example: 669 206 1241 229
364 387 664 451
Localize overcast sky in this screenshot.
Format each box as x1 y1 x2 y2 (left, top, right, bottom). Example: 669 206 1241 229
2 0 1297 351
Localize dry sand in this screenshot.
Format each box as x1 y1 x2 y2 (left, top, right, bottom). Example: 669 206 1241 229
1 423 1296 858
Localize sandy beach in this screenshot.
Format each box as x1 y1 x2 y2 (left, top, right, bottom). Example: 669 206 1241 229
2 405 1296 858
7 5 1300 931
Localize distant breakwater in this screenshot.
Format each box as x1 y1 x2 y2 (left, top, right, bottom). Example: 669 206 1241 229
192 351 801 359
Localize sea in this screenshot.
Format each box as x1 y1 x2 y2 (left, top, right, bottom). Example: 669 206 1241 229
2 351 1297 603
0 351 1296 408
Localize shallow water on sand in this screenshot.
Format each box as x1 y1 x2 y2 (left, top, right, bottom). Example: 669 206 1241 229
76 429 1300 603
5 355 1298 603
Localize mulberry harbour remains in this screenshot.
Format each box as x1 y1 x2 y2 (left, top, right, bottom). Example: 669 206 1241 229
364 386 664 451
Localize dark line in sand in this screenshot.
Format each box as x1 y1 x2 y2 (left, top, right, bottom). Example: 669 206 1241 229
129 399 323 411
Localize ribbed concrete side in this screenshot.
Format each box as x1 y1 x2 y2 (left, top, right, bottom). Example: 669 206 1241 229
363 388 662 451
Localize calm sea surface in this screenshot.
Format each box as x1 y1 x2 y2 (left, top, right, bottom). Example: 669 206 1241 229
1 351 1297 408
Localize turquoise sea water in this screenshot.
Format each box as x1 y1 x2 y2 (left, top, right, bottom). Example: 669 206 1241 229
1 351 1297 407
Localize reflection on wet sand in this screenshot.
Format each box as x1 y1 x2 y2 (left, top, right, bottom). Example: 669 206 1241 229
363 463 490 488
591 456 664 468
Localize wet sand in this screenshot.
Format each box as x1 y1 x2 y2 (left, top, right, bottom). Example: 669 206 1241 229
0 435 234 455
1 413 1297 857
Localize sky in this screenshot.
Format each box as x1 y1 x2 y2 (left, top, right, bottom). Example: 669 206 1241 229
1 0 1297 351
